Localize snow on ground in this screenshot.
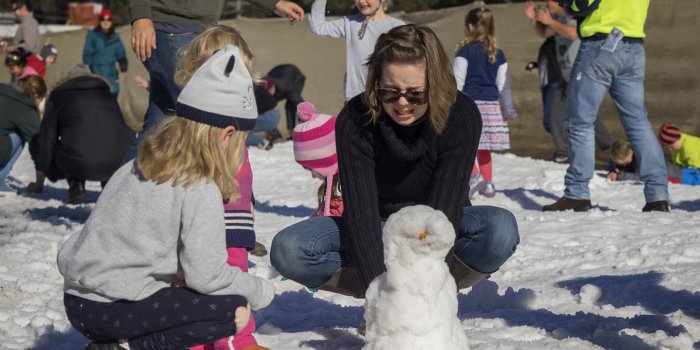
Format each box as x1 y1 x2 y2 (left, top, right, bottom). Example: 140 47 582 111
1 142 699 350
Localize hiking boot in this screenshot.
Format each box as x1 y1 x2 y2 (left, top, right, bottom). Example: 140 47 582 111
85 342 127 350
642 200 670 213
468 174 487 199
480 182 496 198
67 180 86 204
318 267 365 299
542 197 592 212
448 253 490 291
265 129 283 143
250 242 268 257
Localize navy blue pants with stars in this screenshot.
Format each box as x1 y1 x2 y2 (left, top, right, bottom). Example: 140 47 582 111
64 287 248 349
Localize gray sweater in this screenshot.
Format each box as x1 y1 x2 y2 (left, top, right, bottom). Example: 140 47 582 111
128 0 278 27
309 0 404 101
9 12 39 53
57 162 271 307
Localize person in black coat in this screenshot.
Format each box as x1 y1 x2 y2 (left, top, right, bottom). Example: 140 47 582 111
264 64 305 138
27 65 135 204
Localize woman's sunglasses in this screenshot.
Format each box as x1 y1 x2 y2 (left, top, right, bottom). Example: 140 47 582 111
100 17 112 22
376 87 428 105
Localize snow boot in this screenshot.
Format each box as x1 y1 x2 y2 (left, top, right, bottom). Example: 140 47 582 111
317 267 365 299
541 197 591 212
468 174 487 199
480 181 496 198
642 200 670 212
67 179 86 204
448 254 490 291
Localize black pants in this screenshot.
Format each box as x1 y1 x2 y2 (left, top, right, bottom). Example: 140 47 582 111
65 288 247 349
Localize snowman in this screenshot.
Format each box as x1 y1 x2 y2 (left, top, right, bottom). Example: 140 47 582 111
363 205 469 350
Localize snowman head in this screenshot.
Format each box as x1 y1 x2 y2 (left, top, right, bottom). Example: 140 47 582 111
383 205 456 267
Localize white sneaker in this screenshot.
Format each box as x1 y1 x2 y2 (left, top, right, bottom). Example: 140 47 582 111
480 182 496 198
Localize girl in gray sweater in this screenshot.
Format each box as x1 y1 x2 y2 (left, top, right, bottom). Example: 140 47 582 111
57 45 274 350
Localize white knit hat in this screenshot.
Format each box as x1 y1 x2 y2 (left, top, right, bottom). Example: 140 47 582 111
176 44 258 130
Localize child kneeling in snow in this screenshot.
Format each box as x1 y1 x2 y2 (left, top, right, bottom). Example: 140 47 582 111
293 101 343 217
57 46 274 350
659 122 700 185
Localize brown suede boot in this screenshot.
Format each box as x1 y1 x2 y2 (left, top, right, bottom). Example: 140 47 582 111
317 267 365 299
449 254 490 290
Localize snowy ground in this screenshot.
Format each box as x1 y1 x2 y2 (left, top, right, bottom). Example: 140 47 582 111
1 142 699 350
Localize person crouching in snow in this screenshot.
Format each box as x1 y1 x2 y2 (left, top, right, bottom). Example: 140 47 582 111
57 46 275 350
659 122 700 186
293 101 343 217
271 24 519 311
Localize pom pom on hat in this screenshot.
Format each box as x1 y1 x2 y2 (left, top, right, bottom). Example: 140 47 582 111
40 44 58 59
293 101 338 216
176 45 258 130
659 122 681 145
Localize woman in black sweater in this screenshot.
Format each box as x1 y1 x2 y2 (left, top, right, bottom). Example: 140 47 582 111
271 24 519 298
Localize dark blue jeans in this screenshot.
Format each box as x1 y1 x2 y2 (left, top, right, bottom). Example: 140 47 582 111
122 30 198 163
270 205 520 289
246 108 281 147
65 288 247 349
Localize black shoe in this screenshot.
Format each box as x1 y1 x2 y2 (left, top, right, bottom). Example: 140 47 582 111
642 200 670 212
85 342 127 350
265 129 283 143
67 180 86 204
542 197 592 212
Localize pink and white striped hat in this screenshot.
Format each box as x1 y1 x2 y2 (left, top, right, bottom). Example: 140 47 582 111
293 101 338 216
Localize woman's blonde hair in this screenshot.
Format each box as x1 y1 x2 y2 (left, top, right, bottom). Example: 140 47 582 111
175 25 256 87
363 24 456 135
137 116 248 201
458 8 497 64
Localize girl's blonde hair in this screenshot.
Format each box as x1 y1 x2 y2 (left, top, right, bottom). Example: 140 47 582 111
458 8 497 64
363 24 456 135
137 116 247 201
175 25 255 87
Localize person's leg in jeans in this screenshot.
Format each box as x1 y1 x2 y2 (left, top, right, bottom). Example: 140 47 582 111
564 40 611 200
121 31 198 164
246 109 281 147
65 288 249 349
541 82 559 133
609 42 668 203
0 133 23 193
549 87 569 160
452 206 519 274
270 216 342 289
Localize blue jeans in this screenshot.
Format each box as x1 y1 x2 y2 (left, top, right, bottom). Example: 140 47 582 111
122 30 198 163
0 133 23 186
246 109 281 147
270 206 520 289
564 40 668 202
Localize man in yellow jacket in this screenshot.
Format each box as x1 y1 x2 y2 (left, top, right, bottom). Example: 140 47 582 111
659 122 700 186
543 0 670 213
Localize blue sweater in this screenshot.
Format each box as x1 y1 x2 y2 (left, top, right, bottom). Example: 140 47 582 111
454 42 506 101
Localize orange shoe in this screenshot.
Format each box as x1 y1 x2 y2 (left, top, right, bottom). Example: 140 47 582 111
241 345 270 350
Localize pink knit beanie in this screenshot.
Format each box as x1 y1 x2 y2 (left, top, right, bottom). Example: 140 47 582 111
293 101 338 216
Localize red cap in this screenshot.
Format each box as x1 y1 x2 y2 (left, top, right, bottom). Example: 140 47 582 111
99 8 113 19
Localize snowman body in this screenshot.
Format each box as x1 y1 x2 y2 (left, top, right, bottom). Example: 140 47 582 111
363 205 469 350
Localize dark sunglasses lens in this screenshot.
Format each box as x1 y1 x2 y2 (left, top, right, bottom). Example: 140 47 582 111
406 91 427 104
377 89 400 103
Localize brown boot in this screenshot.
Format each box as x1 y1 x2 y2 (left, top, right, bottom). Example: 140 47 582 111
449 254 490 290
250 242 268 257
317 268 365 299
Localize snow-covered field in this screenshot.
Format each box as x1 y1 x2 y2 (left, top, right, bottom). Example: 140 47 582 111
1 142 699 350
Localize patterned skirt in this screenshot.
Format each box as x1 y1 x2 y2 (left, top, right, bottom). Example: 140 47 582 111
476 100 510 151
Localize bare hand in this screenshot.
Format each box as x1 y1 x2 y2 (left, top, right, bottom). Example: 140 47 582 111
534 7 554 25
274 0 305 24
131 18 157 62
132 75 149 90
607 171 619 181
524 0 536 20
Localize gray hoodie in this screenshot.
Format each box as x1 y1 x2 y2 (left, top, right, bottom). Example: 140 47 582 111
57 161 272 309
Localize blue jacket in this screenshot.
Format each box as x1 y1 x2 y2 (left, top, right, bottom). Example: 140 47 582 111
82 29 127 93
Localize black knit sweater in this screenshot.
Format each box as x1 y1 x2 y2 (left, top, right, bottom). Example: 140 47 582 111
336 92 482 290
